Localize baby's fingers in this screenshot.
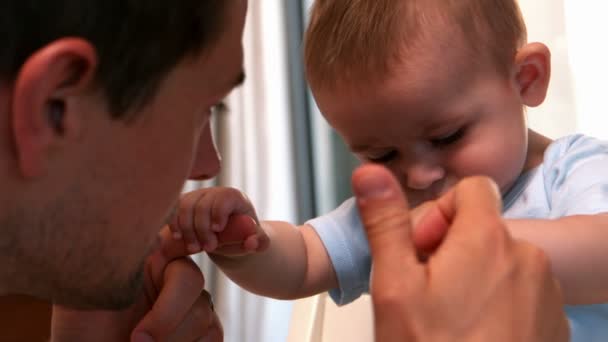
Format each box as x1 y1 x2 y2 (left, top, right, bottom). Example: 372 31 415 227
192 192 221 252
210 189 257 233
178 191 208 253
211 215 265 256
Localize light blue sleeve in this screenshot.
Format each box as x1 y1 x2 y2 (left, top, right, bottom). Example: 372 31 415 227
566 305 608 342
543 134 608 217
543 135 608 342
306 197 371 306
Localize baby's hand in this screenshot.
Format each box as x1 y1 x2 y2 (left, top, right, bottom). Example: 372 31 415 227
169 187 269 256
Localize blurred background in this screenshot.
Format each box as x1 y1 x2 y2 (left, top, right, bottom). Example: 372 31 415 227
184 1 608 342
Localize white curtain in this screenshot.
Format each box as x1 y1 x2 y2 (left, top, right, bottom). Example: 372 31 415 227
189 2 296 342
562 1 608 139
520 1 608 139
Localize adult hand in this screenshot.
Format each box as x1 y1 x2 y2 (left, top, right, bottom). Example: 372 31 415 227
352 164 569 342
51 226 222 342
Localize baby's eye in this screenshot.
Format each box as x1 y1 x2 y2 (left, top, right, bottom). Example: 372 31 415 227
430 127 466 148
367 150 398 164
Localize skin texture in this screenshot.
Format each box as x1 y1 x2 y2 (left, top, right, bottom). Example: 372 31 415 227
0 1 248 340
352 164 569 342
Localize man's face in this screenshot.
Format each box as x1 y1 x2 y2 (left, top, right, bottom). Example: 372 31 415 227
313 49 530 208
5 1 247 309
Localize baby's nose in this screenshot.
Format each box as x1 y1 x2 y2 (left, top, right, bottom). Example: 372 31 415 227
406 164 445 190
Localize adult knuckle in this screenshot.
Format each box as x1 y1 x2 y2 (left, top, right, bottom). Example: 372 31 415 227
371 276 417 306
489 217 509 240
531 247 551 273
372 285 403 309
520 242 551 274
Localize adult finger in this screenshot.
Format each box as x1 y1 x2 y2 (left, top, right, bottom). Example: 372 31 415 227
436 176 506 248
411 202 450 255
166 291 223 342
428 177 508 288
131 258 205 341
159 225 197 262
351 164 423 282
353 165 426 342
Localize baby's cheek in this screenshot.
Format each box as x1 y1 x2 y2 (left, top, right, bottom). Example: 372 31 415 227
448 147 514 189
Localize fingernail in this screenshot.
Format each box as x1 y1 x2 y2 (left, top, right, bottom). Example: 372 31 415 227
353 171 393 199
133 332 155 342
211 223 221 232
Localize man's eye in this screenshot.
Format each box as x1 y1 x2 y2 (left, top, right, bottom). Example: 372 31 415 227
367 150 398 163
430 127 466 148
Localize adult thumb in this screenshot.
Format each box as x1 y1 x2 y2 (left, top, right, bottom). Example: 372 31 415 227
352 165 421 277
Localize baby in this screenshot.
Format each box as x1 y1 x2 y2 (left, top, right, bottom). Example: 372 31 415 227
171 1 608 340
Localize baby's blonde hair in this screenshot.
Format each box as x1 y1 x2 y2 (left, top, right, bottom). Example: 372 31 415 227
304 0 527 90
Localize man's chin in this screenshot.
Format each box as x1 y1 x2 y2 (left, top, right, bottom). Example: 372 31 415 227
53 265 145 311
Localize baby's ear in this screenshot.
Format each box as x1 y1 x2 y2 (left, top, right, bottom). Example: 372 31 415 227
513 42 551 107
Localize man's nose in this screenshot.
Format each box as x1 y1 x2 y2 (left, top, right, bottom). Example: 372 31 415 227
189 124 222 181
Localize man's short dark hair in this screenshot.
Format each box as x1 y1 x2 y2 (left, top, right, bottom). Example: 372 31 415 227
0 1 228 117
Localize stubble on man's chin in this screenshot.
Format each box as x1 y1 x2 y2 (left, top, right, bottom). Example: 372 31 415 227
54 260 147 311
96 204 179 311
81 205 179 310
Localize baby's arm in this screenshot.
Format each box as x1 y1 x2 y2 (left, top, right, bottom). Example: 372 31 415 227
506 215 608 305
211 221 338 299
172 187 338 300
412 198 608 305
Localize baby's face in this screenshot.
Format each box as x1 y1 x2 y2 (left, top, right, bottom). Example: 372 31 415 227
313 64 529 207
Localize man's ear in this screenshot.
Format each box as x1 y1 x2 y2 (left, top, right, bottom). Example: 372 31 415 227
11 38 98 178
513 42 551 108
